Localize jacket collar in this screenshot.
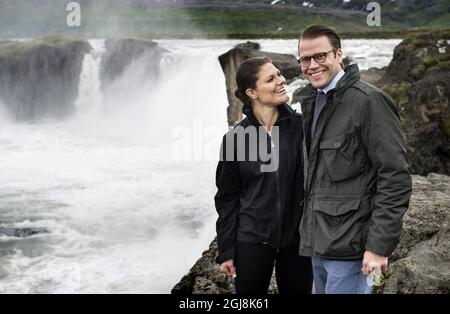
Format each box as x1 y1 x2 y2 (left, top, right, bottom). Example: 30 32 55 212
242 103 296 126
318 69 345 94
298 64 361 103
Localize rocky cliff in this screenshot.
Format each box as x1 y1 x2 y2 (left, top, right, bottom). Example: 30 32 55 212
0 37 91 120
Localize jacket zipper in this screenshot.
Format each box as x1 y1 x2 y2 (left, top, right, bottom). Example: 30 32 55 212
274 116 293 249
272 135 282 250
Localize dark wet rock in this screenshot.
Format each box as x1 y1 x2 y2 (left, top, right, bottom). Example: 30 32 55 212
100 38 167 93
218 42 301 126
0 227 49 238
171 238 235 294
0 37 91 120
171 237 278 294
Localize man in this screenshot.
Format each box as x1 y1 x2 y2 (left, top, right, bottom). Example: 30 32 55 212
296 25 412 294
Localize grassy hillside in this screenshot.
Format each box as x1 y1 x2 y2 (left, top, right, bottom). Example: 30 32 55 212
0 0 448 38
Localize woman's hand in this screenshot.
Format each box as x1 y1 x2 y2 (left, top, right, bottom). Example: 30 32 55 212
220 259 237 278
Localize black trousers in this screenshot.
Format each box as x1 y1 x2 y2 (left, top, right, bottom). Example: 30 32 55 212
234 241 313 294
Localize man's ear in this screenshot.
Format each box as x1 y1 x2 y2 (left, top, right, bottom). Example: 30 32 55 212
246 88 257 100
336 48 343 64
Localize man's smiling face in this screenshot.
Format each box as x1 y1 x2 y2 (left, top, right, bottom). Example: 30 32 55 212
298 35 343 90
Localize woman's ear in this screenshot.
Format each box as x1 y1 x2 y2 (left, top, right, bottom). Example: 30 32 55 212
246 88 257 100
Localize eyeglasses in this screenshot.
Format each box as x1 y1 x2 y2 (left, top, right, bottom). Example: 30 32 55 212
298 50 336 67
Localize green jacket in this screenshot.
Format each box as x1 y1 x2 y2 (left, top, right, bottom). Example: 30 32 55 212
298 64 412 259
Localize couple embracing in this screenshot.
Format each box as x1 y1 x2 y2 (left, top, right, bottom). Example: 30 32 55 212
214 25 412 294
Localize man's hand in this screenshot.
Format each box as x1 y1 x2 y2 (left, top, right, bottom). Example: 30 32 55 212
362 251 388 275
220 259 237 278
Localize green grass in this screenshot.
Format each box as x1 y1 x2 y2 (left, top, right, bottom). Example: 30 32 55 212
428 13 450 28
406 28 450 40
75 6 417 38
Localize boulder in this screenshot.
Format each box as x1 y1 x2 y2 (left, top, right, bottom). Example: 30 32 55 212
171 239 234 294
381 173 450 294
218 41 301 126
171 236 278 294
0 37 91 120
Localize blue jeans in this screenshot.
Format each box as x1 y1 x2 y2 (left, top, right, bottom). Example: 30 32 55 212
312 257 372 294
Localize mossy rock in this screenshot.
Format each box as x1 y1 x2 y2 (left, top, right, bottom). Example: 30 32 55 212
422 50 450 68
0 37 90 61
381 82 411 108
384 30 449 83
409 63 427 80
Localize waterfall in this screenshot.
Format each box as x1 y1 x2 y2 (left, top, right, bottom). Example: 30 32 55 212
74 40 106 116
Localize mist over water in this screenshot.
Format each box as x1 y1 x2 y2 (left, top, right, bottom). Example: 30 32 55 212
0 39 400 293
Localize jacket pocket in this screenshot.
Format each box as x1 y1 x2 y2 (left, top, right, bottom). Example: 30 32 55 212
319 131 366 182
313 197 370 257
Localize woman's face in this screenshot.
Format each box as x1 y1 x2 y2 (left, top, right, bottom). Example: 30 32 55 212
247 63 289 106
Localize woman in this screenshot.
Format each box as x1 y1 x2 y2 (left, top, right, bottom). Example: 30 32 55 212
214 57 313 294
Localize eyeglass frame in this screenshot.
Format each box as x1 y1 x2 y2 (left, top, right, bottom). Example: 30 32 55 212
297 49 337 67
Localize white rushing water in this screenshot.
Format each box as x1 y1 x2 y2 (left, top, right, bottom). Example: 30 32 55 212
0 38 401 293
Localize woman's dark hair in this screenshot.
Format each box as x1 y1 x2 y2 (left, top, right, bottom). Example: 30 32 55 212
234 57 272 106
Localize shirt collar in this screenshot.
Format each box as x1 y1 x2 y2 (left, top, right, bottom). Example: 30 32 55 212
318 69 345 94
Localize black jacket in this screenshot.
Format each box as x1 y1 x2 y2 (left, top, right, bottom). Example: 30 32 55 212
214 103 304 264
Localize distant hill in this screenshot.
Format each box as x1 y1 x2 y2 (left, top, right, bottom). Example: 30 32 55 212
0 0 448 38
281 0 450 28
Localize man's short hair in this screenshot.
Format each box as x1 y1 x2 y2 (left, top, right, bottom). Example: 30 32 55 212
300 25 341 50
